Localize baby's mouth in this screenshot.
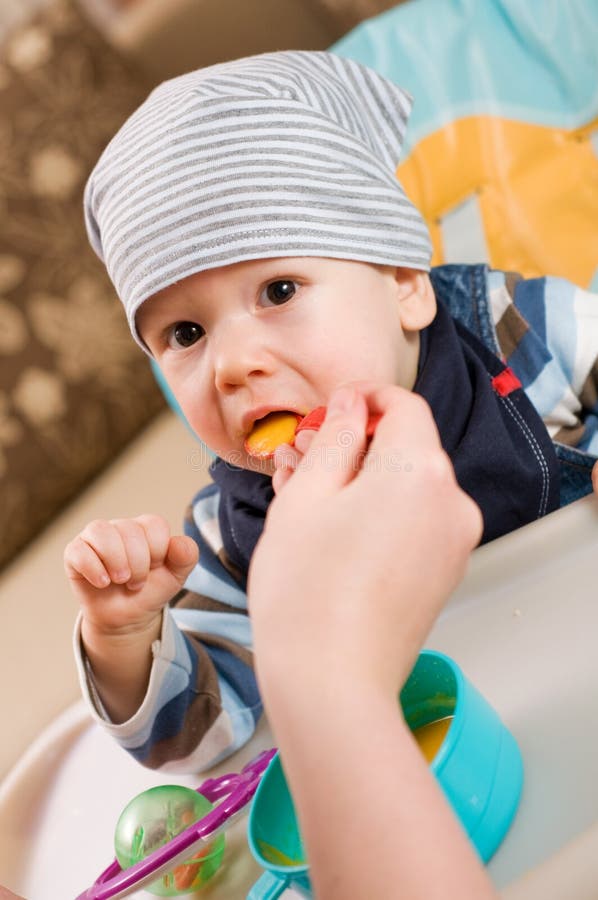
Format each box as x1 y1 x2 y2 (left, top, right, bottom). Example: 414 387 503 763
244 411 302 459
244 405 382 459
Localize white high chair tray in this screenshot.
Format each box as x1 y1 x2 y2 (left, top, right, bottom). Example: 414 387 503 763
1 496 597 899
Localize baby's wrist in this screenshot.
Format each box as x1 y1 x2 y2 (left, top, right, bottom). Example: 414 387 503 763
81 610 163 653
79 612 163 725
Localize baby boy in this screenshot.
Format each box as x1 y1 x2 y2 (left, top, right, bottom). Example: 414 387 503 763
65 51 597 773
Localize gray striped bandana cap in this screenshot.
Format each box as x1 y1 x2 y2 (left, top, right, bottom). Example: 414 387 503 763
84 50 432 349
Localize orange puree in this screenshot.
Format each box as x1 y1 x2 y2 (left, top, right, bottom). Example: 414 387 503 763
244 412 301 459
257 839 305 867
412 716 453 763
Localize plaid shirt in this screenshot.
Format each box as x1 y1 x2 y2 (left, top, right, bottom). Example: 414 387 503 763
75 265 598 774
487 269 598 455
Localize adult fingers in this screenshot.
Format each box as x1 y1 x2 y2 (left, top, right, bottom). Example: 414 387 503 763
457 487 484 552
353 381 442 456
272 443 301 494
350 382 482 550
272 433 317 494
272 465 293 495
294 429 316 455
283 385 369 498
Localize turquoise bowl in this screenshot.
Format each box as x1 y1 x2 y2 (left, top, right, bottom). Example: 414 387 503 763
247 650 523 898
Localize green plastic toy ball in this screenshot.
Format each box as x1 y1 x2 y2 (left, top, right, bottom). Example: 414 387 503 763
114 784 225 896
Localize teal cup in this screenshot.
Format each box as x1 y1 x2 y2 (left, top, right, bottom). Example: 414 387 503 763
247 753 311 899
247 650 523 898
400 650 523 861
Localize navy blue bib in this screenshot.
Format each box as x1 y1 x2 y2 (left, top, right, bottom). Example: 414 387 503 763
210 268 560 578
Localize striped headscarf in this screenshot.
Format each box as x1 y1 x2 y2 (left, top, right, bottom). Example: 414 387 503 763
84 50 432 348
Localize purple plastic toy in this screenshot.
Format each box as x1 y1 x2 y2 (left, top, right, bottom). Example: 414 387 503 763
75 748 276 899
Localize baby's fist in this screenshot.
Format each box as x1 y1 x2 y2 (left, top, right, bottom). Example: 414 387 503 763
64 514 198 635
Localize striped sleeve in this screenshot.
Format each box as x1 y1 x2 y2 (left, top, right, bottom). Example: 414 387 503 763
487 270 598 454
73 484 262 774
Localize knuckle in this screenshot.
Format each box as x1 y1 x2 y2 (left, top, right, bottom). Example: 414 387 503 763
81 518 110 541
63 538 76 560
137 512 168 531
141 514 171 547
109 517 136 534
424 449 454 485
64 537 94 577
111 518 148 551
88 518 109 530
464 496 484 545
406 391 430 415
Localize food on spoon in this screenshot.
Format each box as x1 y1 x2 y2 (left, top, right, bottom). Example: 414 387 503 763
244 411 302 459
295 405 382 438
244 406 382 460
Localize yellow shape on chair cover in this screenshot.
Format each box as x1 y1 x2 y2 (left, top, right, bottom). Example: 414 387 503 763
398 115 598 287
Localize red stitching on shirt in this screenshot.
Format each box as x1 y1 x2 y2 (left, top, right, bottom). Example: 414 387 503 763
492 367 522 397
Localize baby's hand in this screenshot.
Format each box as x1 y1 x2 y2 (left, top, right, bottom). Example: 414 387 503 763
64 514 198 637
593 461 598 495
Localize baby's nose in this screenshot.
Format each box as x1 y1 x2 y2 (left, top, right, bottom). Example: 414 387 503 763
212 318 273 392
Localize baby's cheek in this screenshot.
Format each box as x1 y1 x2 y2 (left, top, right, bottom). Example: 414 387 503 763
318 341 396 388
183 407 223 452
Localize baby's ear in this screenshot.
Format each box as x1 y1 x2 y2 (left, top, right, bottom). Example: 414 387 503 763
394 268 436 331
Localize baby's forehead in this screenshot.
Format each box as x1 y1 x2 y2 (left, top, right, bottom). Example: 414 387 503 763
135 255 344 321
84 50 431 351
138 274 200 321
135 253 316 328
143 255 376 301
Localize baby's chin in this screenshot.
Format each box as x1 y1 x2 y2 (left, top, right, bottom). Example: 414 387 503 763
218 449 276 477
243 453 277 477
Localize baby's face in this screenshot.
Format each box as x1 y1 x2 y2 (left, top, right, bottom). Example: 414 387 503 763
137 257 435 473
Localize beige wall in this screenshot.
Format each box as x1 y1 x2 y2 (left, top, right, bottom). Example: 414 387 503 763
0 411 209 780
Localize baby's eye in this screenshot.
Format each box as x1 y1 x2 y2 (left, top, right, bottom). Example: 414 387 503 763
261 280 297 306
167 321 205 349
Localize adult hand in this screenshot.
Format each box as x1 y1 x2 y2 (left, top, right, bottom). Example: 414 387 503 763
248 382 492 900
250 382 482 696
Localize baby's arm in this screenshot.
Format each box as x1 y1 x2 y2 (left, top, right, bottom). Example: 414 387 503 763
66 506 262 773
64 514 198 722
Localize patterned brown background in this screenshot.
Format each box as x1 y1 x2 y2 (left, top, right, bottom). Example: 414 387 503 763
0 0 399 572
0 0 165 571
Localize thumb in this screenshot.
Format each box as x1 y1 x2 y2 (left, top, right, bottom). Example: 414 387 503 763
289 386 368 497
165 535 199 584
